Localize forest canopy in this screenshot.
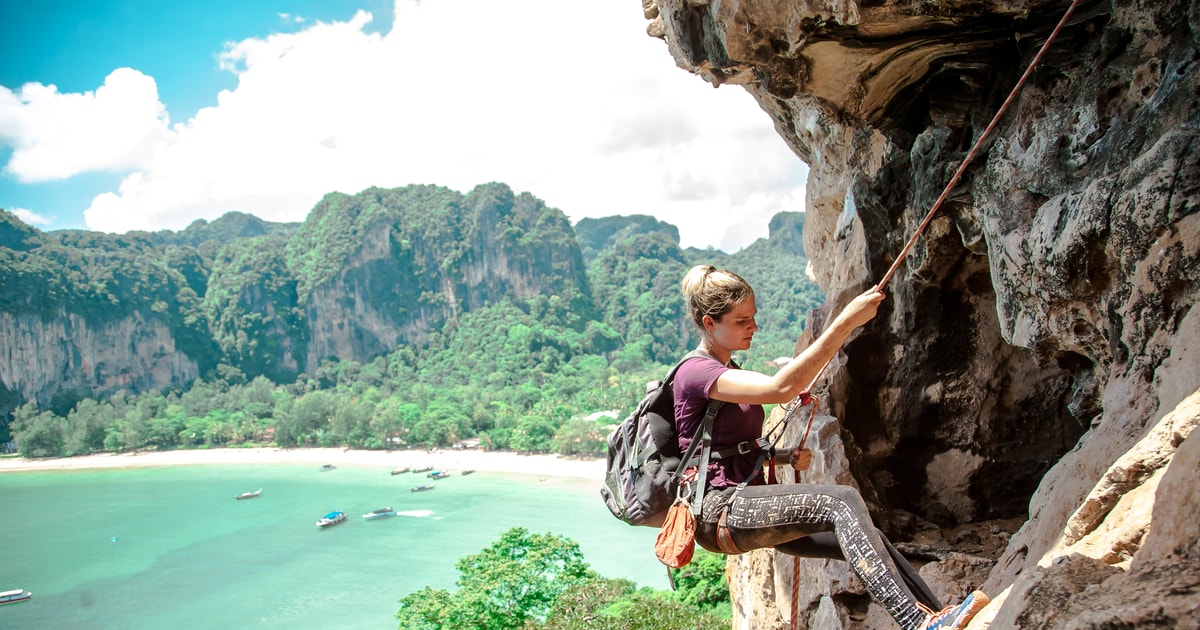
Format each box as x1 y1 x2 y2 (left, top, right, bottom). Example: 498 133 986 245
0 185 824 457
394 527 731 630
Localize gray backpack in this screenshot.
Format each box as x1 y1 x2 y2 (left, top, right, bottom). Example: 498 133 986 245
600 353 722 527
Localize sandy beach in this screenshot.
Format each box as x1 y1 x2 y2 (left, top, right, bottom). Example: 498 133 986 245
0 446 606 481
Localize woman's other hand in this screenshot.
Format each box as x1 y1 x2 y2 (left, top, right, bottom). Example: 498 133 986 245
790 447 813 471
838 287 886 329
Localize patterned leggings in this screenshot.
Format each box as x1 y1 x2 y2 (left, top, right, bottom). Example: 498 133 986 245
695 484 933 630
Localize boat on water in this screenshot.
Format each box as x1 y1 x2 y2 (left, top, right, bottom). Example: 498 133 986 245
319 464 337 472
389 467 410 475
461 469 475 476
412 465 433 473
316 511 347 527
234 489 262 500
362 507 397 520
427 470 449 480
0 589 32 605
410 484 435 492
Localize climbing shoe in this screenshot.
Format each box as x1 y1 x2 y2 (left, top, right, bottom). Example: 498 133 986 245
919 590 989 630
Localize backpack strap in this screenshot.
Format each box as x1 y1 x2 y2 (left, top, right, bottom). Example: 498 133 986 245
688 399 722 517
667 351 720 478
668 396 720 513
636 358 694 471
710 438 775 461
671 349 729 518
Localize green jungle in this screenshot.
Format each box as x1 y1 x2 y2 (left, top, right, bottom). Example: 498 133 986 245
0 182 822 458
396 527 734 629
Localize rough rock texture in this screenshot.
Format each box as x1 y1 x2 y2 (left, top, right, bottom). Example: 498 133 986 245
303 220 433 374
0 310 199 406
644 0 1200 627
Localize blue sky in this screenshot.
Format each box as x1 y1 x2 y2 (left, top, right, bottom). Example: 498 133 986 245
0 0 808 251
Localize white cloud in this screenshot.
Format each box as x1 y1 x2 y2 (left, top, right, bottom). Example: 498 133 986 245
14 0 810 251
0 68 174 182
9 207 52 226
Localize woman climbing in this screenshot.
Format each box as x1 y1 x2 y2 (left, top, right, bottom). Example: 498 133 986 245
676 264 989 630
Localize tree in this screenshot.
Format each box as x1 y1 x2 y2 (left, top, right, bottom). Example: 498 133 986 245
670 549 731 615
179 378 220 419
330 398 371 447
10 402 63 457
63 398 114 455
550 419 608 457
540 578 729 630
538 578 635 629
288 390 336 445
510 415 557 453
146 405 185 448
408 398 470 447
238 375 276 419
589 591 729 630
392 587 457 630
395 527 596 630
367 397 414 449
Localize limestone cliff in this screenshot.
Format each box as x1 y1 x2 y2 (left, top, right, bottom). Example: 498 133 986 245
0 183 591 410
644 0 1199 626
0 310 199 406
293 183 592 375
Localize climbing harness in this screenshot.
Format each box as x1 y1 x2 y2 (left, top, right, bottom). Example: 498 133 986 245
775 0 1085 625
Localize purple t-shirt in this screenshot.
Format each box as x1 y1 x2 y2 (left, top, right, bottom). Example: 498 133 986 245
673 355 766 489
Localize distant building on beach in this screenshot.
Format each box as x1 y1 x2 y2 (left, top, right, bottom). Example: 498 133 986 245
2 440 17 454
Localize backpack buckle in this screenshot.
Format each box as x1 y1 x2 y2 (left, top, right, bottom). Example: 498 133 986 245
677 468 698 501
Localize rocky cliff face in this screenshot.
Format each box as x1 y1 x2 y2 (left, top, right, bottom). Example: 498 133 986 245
644 0 1199 626
298 184 591 375
0 183 590 408
0 310 199 407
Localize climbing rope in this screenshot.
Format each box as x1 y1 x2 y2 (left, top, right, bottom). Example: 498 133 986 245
792 555 802 628
784 0 1084 448
875 0 1084 291
776 1 1084 624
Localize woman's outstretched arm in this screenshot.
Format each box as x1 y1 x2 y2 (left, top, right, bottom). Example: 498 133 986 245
710 287 885 405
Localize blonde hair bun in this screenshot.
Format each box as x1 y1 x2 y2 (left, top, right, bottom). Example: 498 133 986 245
681 265 754 329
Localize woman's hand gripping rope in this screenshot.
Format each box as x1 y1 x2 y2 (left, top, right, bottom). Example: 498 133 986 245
767 390 821 479
790 447 813 472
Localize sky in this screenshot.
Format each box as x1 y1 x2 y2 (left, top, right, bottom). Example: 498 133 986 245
0 0 809 252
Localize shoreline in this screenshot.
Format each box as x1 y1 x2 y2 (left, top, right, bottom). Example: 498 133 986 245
0 447 606 481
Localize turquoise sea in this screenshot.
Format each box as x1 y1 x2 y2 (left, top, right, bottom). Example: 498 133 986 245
0 463 665 629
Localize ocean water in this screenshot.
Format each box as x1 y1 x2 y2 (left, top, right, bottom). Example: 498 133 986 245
0 463 665 629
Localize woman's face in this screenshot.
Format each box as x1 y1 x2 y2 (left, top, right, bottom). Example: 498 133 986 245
708 298 758 351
